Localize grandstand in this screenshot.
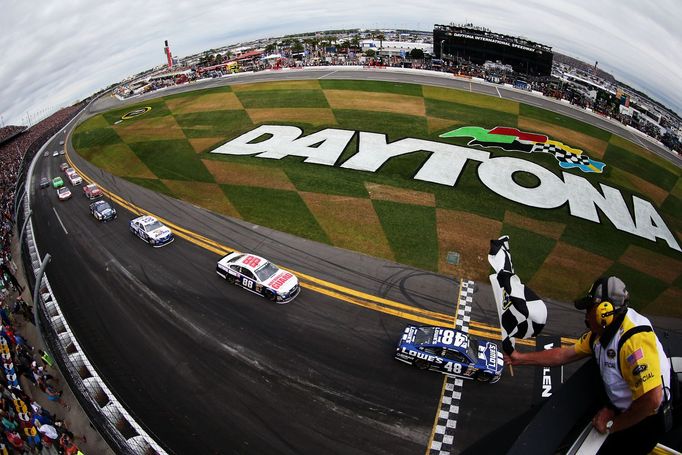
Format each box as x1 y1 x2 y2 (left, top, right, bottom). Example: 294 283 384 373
0 125 27 145
434 24 553 76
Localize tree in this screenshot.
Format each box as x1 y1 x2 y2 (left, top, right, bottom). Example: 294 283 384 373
291 39 304 54
410 48 424 60
365 49 376 57
351 35 361 48
265 43 277 53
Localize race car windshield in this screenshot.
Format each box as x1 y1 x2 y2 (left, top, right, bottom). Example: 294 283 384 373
254 262 278 281
145 221 163 231
413 327 436 344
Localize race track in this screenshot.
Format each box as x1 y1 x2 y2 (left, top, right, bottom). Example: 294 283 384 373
29 68 680 454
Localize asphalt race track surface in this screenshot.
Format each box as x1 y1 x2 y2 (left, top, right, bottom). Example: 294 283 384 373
30 69 682 454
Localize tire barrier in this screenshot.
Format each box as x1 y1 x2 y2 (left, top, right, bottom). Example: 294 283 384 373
18 121 168 455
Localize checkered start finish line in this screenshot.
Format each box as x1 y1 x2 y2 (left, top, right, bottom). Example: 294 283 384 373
429 279 474 455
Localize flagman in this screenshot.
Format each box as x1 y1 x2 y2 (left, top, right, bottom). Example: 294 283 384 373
504 276 672 454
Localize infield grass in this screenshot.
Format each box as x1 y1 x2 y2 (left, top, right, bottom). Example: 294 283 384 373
72 78 682 311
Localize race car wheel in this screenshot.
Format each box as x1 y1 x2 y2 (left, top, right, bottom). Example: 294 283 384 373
264 290 277 302
413 359 430 370
475 371 494 383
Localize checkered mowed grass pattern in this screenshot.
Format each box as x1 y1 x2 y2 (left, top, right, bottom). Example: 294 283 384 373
72 80 682 310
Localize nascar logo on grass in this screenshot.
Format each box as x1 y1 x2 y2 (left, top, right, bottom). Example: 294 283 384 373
211 125 680 253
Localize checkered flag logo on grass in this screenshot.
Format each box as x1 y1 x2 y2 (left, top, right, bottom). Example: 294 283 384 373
488 235 547 355
439 126 606 174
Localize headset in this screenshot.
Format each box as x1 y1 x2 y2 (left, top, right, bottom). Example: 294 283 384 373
589 277 627 328
596 301 616 328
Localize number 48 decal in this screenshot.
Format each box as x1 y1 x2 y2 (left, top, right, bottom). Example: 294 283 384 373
440 330 468 347
444 362 462 374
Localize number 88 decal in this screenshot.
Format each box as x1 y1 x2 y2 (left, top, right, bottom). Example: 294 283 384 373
242 278 254 289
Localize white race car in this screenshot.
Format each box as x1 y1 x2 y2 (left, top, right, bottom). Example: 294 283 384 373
216 252 300 304
56 187 72 201
129 215 174 247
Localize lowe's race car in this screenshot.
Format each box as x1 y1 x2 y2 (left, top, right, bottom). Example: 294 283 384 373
395 325 503 383
129 215 174 247
216 252 300 304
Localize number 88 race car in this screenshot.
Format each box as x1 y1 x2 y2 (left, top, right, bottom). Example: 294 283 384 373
216 252 300 304
395 325 503 383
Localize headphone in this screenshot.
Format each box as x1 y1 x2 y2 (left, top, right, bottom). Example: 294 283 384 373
596 301 615 328
589 277 626 328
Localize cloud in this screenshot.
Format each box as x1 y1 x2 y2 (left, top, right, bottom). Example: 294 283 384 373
1 0 680 126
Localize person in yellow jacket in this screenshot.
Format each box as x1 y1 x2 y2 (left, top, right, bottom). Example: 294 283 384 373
505 276 672 454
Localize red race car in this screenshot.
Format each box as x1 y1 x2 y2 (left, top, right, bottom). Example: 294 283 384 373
83 184 103 199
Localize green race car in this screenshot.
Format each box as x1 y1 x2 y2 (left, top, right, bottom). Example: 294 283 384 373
52 176 64 188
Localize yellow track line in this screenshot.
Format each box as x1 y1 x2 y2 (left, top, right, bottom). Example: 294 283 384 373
64 149 577 346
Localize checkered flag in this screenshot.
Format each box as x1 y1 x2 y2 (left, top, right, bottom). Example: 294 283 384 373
554 149 591 166
488 236 547 355
531 143 558 154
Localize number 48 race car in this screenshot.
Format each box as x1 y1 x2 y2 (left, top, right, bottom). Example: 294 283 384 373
216 252 300 304
395 325 503 383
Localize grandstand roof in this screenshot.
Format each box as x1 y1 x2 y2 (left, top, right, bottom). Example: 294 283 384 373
232 50 263 61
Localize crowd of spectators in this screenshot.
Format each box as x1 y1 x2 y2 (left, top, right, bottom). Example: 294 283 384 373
0 103 86 453
115 48 680 154
0 127 27 145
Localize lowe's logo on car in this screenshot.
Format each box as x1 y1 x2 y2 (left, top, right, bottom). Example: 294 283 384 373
211 125 681 252
402 348 441 364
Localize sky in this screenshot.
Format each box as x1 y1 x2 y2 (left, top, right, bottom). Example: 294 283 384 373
1 0 681 127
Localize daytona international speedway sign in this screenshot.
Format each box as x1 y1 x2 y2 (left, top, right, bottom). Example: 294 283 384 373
211 125 680 253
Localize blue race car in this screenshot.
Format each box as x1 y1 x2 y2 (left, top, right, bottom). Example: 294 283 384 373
90 200 117 222
395 325 503 383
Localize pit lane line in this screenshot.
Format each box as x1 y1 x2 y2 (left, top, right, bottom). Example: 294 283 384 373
63 145 578 347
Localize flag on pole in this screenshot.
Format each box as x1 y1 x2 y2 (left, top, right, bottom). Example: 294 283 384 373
488 235 547 354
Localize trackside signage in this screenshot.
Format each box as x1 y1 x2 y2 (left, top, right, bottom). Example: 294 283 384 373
211 125 681 253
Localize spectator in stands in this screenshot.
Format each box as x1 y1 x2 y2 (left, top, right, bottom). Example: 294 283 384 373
6 428 25 451
59 430 81 455
44 382 68 409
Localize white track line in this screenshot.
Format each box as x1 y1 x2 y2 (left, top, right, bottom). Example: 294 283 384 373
317 70 339 79
53 207 69 234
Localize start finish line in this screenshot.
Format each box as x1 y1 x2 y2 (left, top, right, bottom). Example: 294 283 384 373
211 125 681 253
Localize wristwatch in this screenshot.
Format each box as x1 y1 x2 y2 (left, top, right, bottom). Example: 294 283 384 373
606 420 614 434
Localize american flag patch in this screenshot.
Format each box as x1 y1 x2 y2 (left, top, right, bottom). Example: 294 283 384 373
627 348 644 365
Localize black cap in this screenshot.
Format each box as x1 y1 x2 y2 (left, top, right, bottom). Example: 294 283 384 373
574 276 629 310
